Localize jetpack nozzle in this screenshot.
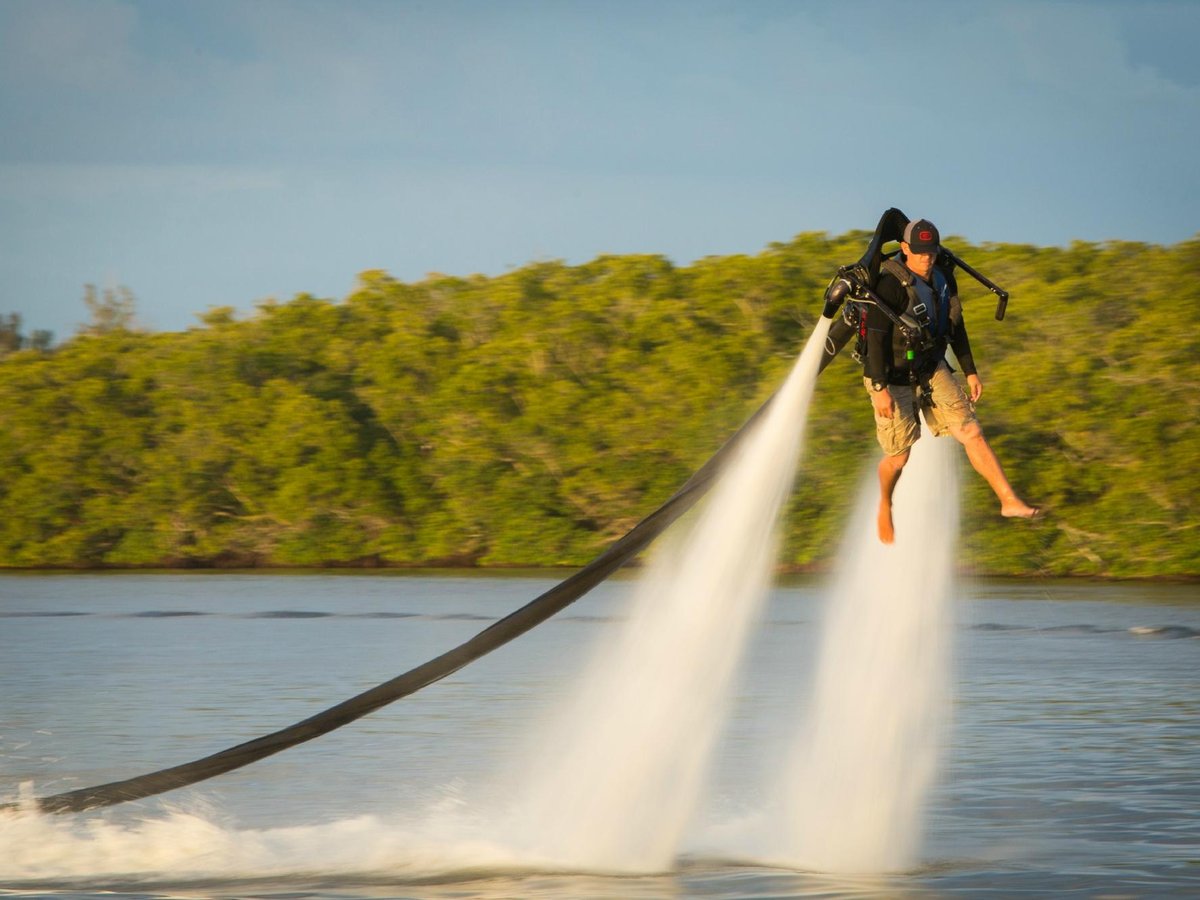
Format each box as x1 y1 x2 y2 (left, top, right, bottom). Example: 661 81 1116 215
822 276 853 319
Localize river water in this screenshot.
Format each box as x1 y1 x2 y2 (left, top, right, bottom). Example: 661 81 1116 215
1 571 1197 898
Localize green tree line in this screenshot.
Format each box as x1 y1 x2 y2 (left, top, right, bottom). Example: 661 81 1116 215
1 231 1197 577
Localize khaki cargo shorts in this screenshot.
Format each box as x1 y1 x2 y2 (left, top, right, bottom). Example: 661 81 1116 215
864 361 978 456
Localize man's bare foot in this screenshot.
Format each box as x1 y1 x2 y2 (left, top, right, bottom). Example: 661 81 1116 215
878 502 895 543
1001 499 1042 519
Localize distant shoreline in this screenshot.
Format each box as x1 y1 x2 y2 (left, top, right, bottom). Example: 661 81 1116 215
0 564 1196 584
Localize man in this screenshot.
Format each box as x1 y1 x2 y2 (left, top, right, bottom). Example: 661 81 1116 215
864 218 1039 543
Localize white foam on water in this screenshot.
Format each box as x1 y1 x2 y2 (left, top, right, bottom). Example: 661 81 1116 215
0 801 524 883
758 432 959 874
498 318 832 873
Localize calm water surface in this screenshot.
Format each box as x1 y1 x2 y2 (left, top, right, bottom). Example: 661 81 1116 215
1 572 1197 899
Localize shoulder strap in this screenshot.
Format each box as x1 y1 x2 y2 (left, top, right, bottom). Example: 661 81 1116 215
879 256 913 288
879 258 938 339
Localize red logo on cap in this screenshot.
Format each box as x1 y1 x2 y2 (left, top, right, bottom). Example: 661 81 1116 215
919 230 933 242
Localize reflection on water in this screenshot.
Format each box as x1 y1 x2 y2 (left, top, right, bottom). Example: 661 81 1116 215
0 572 1197 899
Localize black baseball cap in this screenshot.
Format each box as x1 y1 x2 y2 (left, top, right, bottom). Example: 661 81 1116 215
902 219 940 253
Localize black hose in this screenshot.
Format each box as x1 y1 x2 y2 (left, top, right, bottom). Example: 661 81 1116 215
7 392 775 815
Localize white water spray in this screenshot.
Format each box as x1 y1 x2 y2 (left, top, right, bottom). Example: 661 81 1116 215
764 433 958 873
0 804 526 883
505 318 832 873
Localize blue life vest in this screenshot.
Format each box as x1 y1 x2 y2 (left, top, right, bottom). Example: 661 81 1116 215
881 259 949 334
926 268 951 339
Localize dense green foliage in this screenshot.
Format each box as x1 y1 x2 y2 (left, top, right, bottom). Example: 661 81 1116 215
2 232 1197 577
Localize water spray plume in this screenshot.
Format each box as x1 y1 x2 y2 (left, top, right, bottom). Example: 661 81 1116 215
505 318 833 872
766 434 958 873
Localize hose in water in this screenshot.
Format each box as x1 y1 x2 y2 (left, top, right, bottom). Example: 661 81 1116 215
7 391 776 815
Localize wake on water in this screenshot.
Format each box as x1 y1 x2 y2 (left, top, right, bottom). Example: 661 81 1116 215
0 317 961 884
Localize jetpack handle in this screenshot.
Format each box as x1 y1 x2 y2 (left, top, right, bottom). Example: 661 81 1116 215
941 248 1010 321
994 291 1009 321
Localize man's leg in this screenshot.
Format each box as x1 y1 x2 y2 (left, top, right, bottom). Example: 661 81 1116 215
865 378 920 543
948 419 1039 517
877 449 910 544
926 364 1039 519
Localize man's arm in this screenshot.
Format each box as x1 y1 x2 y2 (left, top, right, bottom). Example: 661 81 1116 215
950 321 977 375
865 276 906 417
864 275 906 386
945 270 974 379
946 286 983 401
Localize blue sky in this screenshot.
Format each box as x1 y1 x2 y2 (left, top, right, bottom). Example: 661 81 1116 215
2 0 1197 341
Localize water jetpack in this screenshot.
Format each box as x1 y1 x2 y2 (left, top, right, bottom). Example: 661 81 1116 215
817 208 1010 374
5 210 1006 819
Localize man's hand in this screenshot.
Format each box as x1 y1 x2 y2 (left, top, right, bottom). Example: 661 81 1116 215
872 386 894 418
966 373 983 403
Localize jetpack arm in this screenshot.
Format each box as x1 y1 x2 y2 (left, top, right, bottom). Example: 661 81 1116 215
817 271 928 376
820 207 910 323
840 279 925 342
939 248 1010 321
